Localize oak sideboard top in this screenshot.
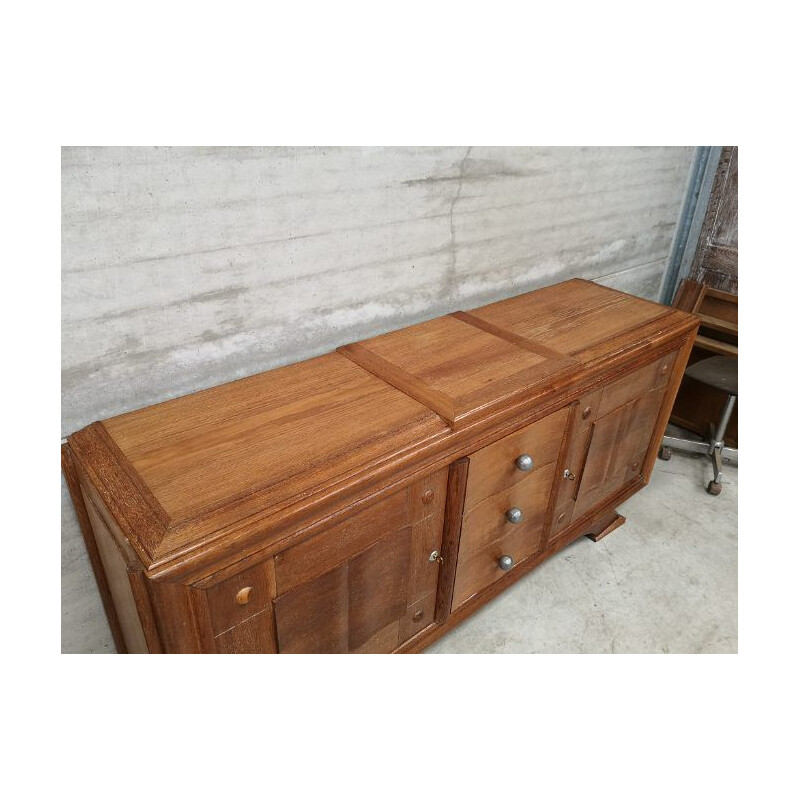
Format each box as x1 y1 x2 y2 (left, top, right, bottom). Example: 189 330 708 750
67 279 697 581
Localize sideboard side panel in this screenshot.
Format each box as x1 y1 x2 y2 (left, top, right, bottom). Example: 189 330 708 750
640 333 697 482
62 444 126 654
81 487 149 654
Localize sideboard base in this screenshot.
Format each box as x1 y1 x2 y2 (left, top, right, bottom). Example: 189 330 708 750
586 513 627 543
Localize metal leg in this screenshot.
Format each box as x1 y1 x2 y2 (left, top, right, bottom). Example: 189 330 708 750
707 394 736 495
660 392 737 495
661 435 710 456
711 443 724 483
714 394 737 448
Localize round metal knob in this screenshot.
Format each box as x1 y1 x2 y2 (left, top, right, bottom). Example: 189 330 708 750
515 454 534 472
498 554 514 571
506 507 523 524
563 469 576 481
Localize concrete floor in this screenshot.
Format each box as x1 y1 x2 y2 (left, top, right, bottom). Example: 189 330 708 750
426 440 738 654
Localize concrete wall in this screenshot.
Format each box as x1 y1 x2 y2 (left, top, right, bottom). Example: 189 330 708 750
61 145 695 653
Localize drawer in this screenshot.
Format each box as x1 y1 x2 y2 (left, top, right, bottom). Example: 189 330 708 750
452 463 557 609
464 407 569 512
206 562 271 636
597 350 677 418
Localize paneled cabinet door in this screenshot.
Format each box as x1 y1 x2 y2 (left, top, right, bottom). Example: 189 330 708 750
570 350 678 520
272 469 448 653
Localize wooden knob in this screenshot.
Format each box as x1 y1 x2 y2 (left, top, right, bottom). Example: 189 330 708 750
582 406 592 420
412 610 425 622
660 363 669 375
631 461 640 471
422 489 435 505
236 587 253 605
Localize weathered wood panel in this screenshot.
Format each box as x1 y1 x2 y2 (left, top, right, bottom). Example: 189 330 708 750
690 146 738 293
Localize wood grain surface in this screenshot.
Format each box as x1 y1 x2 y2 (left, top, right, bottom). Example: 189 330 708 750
63 278 700 653
273 471 446 653
452 408 570 609
465 279 673 363
67 279 697 581
339 313 577 429
463 407 568 512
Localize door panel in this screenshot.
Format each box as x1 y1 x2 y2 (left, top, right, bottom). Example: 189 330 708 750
272 469 447 653
596 351 675 417
274 566 349 653
551 351 680 533
547 389 601 542
573 384 666 519
347 527 410 651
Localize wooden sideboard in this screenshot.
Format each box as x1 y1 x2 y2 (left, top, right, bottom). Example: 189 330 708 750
62 279 699 653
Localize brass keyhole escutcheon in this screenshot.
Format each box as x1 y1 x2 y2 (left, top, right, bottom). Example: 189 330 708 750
236 587 253 605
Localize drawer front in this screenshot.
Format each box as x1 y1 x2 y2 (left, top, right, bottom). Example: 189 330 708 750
464 407 569 512
206 562 271 636
453 464 557 609
452 407 569 610
596 350 677 418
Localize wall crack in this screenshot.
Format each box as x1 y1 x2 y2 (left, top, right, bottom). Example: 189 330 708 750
447 146 472 294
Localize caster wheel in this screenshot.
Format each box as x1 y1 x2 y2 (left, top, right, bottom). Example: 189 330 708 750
658 446 672 461
707 480 722 496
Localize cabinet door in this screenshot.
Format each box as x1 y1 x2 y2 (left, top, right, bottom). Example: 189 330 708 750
571 351 677 520
272 469 447 653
